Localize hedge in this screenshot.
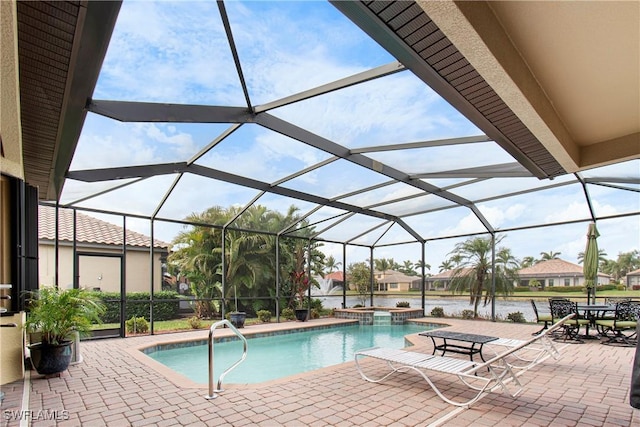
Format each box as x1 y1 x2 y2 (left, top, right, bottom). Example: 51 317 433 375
546 286 584 293
90 291 180 323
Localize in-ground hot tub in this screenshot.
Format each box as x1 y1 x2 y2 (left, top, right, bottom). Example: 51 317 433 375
333 306 424 325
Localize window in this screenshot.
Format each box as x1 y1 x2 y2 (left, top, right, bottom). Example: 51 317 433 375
548 279 554 287
564 278 570 286
390 283 398 289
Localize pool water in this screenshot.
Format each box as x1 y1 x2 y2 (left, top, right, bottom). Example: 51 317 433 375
145 323 435 384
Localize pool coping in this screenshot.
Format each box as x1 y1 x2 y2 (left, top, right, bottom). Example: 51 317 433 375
126 317 447 391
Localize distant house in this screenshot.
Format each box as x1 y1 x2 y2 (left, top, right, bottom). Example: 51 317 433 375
625 268 640 289
324 271 344 287
518 258 610 289
372 270 419 292
425 268 475 291
38 205 170 293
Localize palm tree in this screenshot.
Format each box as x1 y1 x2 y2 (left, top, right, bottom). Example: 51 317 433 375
447 236 519 318
374 258 395 276
324 255 342 274
413 260 431 275
438 259 455 272
520 256 537 268
539 250 561 261
577 249 608 264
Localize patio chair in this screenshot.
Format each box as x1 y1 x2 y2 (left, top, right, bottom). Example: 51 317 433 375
549 299 590 342
530 299 552 335
353 314 573 408
595 300 640 346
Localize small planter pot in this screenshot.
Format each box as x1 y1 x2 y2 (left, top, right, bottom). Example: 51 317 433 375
229 312 246 328
295 309 308 322
29 341 73 376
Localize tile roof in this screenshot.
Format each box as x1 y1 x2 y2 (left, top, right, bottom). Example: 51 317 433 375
518 258 609 277
427 268 475 280
325 271 344 281
39 205 169 249
374 270 419 283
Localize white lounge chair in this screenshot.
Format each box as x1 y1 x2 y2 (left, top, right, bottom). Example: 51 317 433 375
353 314 573 408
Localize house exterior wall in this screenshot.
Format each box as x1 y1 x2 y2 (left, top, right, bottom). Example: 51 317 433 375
39 243 164 293
0 0 24 180
520 275 609 288
628 275 640 288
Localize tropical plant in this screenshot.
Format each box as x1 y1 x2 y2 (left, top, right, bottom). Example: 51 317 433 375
520 256 537 269
447 236 519 318
577 248 608 264
291 270 311 309
373 258 396 274
438 258 455 272
24 287 105 345
413 260 431 275
539 250 561 261
324 255 342 274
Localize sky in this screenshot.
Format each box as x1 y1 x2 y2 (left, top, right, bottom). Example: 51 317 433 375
60 0 639 273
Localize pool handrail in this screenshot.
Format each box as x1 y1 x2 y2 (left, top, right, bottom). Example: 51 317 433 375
205 319 248 400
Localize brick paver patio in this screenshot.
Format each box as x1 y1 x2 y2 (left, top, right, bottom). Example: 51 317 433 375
2 317 639 426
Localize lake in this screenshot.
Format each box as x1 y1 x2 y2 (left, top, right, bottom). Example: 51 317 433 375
316 295 549 322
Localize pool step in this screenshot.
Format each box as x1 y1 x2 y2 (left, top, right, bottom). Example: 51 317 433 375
373 312 391 325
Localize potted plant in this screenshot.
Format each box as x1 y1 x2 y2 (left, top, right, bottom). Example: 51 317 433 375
228 284 246 328
25 287 105 376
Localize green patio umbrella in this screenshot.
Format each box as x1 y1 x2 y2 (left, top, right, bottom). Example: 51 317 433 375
583 223 600 304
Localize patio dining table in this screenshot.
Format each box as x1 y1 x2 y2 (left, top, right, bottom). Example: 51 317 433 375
576 304 616 338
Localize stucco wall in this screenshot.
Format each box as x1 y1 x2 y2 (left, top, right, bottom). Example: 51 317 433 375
0 0 24 179
39 244 164 293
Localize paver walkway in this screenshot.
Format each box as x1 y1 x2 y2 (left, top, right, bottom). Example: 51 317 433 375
2 317 639 426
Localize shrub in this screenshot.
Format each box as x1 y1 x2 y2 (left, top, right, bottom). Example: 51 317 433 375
460 310 475 320
616 284 626 291
546 286 583 293
310 308 320 319
281 308 295 321
507 311 526 323
430 307 445 317
92 291 180 323
308 298 324 311
353 304 364 308
125 316 149 334
396 301 410 308
257 310 272 323
187 316 202 329
513 286 530 292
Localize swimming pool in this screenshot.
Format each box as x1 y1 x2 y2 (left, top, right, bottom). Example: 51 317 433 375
144 323 435 384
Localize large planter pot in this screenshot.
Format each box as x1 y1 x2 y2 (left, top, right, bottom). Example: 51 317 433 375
29 341 73 376
295 309 308 322
229 312 246 329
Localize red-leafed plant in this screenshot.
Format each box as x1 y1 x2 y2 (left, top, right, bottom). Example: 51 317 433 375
291 270 310 309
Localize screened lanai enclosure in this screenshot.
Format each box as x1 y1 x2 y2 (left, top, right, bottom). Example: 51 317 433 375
12 1 639 336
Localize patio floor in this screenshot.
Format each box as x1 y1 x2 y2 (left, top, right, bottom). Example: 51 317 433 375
2 317 639 426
